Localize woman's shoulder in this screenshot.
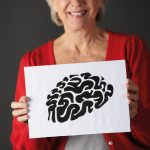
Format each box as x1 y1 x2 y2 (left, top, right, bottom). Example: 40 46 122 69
109 30 146 44
20 40 54 66
30 40 53 57
108 30 149 51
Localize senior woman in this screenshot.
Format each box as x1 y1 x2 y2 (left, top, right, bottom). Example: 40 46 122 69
10 0 150 149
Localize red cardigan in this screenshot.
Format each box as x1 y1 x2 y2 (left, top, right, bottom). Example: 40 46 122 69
10 31 150 150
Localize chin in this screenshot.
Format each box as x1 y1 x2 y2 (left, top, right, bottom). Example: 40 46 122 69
70 25 85 31
66 21 89 31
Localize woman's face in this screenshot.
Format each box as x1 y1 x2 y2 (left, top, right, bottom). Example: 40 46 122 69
51 0 102 30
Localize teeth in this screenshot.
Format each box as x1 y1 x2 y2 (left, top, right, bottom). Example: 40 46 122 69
70 11 86 17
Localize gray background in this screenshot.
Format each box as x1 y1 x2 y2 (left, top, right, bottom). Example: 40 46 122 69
0 0 150 149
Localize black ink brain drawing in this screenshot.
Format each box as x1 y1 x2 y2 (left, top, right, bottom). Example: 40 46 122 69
46 72 114 123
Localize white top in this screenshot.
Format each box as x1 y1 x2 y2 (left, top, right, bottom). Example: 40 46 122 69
65 134 109 150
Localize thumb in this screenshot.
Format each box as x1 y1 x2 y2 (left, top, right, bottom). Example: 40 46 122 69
19 96 28 103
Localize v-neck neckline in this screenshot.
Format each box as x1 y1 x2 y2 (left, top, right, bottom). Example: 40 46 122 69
49 31 112 65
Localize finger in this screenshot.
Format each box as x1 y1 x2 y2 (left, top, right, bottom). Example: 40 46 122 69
130 106 138 119
11 96 28 109
11 101 27 109
128 86 139 94
127 93 139 101
12 108 28 117
129 100 138 109
128 101 138 119
130 110 138 119
126 79 139 94
19 96 28 103
126 79 138 89
17 115 28 122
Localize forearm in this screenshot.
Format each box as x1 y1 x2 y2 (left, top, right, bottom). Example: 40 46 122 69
130 106 150 147
10 119 51 150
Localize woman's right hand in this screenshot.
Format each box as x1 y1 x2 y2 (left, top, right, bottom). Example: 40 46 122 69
11 96 28 123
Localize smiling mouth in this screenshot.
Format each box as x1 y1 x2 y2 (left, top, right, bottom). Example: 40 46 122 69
68 10 87 17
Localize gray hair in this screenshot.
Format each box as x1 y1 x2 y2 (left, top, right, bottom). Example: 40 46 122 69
46 0 107 26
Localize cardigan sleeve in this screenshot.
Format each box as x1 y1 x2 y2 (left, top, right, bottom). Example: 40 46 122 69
10 52 52 150
127 35 150 147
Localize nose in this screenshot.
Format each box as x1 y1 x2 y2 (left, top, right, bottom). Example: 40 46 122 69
71 0 81 2
71 0 83 7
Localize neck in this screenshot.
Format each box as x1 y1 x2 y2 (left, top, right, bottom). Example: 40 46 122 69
62 25 105 56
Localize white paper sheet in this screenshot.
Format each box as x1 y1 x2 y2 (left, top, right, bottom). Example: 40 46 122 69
24 60 130 138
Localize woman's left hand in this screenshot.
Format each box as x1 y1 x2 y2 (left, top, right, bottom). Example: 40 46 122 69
126 79 139 119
